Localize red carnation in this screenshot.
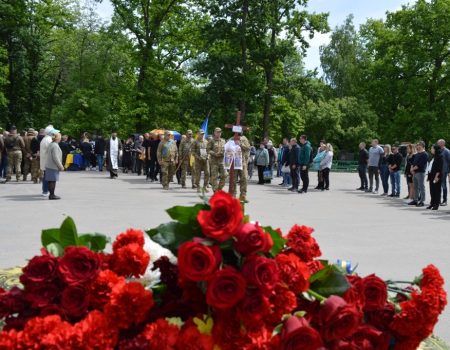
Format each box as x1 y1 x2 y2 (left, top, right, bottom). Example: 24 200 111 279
197 191 243 242
20 255 58 286
212 311 250 350
61 284 90 318
176 321 214 350
276 253 310 294
111 243 150 278
113 228 146 251
58 246 100 285
286 225 321 262
90 269 125 309
318 295 362 342
105 281 154 329
178 241 221 281
234 223 273 256
242 255 279 294
281 316 323 350
268 284 298 325
362 274 388 312
206 267 246 309
141 318 179 349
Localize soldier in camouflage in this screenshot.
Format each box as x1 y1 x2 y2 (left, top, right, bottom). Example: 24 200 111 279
157 130 178 190
179 129 194 189
22 128 36 181
191 129 209 193
4 126 25 182
231 133 251 201
208 127 226 192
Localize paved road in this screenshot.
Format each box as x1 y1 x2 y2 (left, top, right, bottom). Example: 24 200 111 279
1 171 449 340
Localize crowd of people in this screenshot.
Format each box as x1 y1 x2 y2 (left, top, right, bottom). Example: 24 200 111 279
1 124 449 209
357 139 450 210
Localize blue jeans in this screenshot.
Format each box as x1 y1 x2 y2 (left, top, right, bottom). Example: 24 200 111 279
96 154 104 171
0 154 7 178
83 156 90 169
283 171 291 186
389 171 401 195
42 171 49 194
380 165 390 194
442 171 448 203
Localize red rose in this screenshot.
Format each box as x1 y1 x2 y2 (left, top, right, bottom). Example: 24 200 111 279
105 281 154 329
276 253 310 294
113 228 146 251
281 316 323 350
286 225 321 262
25 283 60 308
58 247 100 285
349 325 390 350
234 223 273 256
178 241 222 281
238 289 271 324
343 275 365 311
197 191 243 242
61 284 89 318
242 255 279 294
206 267 246 309
365 303 395 331
319 295 362 341
20 255 58 286
362 274 388 312
111 243 150 277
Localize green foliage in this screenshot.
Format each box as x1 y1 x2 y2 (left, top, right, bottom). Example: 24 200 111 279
41 217 109 256
309 263 351 297
263 226 287 257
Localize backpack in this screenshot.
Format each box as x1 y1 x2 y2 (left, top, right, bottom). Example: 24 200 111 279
4 135 18 150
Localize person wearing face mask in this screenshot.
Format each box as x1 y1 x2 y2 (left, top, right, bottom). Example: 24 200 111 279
106 130 122 179
255 141 270 185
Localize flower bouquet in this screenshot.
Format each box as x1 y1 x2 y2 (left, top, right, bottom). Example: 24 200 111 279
0 191 447 349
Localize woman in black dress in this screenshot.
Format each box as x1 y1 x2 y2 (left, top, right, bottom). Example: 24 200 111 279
427 144 443 210
404 144 416 200
122 137 134 173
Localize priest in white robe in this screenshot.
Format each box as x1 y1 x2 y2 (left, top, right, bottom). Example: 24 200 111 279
105 130 122 179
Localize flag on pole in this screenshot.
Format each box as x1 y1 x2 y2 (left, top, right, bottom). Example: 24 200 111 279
200 117 209 137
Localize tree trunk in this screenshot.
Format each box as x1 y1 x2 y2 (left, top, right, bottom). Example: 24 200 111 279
48 68 62 118
239 0 248 121
135 46 151 131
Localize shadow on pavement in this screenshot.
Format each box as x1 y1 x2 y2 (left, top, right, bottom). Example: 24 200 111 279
1 194 45 201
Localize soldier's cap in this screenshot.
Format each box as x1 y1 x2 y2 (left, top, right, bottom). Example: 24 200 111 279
214 127 222 133
27 128 36 134
198 129 205 134
186 129 193 134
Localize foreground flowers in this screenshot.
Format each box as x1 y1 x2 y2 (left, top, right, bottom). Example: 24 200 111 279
0 191 447 350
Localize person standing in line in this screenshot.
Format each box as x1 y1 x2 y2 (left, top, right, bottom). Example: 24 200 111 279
313 142 326 190
80 137 93 170
265 141 276 184
387 145 403 197
278 138 289 185
357 142 369 191
248 142 256 180
179 130 194 189
29 130 41 183
59 135 71 167
380 144 391 196
281 142 291 188
40 126 56 196
208 127 226 192
45 133 65 200
367 139 384 194
288 138 300 192
255 141 270 185
437 139 450 206
4 126 25 182
232 132 251 201
191 130 210 193
298 135 312 194
408 141 428 207
319 143 334 191
427 144 443 210
277 143 284 177
122 137 134 173
95 135 106 172
404 144 416 200
157 130 178 190
134 135 145 176
148 133 160 182
22 128 35 181
142 133 151 178
105 130 122 179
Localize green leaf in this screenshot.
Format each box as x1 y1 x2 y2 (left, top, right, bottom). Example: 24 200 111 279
263 226 286 257
78 234 110 252
41 228 61 247
46 242 64 257
59 217 79 247
166 203 209 224
309 265 351 297
146 221 198 254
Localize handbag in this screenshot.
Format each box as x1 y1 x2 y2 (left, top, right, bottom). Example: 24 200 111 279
281 164 290 173
138 152 146 161
263 167 273 180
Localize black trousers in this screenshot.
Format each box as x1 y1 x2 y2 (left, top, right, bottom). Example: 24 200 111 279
358 165 368 189
321 168 330 189
257 165 265 184
368 166 379 191
135 159 143 175
430 179 442 207
149 159 157 180
290 166 299 189
300 167 309 191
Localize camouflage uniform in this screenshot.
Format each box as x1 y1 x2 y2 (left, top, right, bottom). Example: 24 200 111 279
5 134 25 181
232 135 250 200
191 137 209 191
157 137 178 189
208 136 226 192
30 135 41 183
22 134 34 181
179 136 194 188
